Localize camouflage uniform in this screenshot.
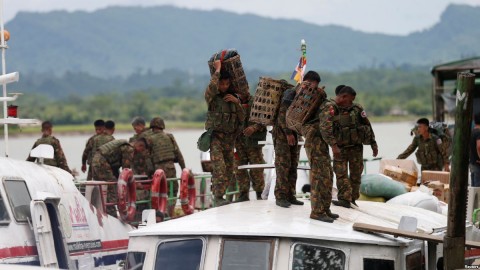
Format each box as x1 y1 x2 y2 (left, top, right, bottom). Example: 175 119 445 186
87 134 114 180
204 71 245 205
273 88 301 202
234 96 267 200
397 133 447 171
81 135 96 180
91 139 134 217
129 129 153 176
149 128 186 215
320 100 378 203
27 135 72 174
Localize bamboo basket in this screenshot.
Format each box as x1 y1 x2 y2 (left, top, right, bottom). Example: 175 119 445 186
208 52 249 95
249 77 293 126
286 83 326 135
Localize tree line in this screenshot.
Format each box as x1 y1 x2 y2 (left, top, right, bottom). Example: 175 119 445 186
11 66 432 125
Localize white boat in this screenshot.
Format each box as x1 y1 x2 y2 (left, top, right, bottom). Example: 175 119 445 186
126 199 457 270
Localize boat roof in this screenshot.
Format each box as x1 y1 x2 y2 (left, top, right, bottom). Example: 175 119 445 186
431 56 480 80
130 199 447 247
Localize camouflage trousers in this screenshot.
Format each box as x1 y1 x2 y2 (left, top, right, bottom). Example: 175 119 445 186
91 153 118 217
333 144 364 202
306 139 333 217
235 142 265 194
273 134 300 201
87 165 93 180
420 163 442 171
210 132 236 198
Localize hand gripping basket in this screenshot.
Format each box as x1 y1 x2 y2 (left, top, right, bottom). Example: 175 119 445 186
249 77 294 126
208 49 249 95
286 83 327 135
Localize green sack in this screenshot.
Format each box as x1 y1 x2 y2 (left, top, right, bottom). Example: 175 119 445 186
360 174 407 200
197 129 213 152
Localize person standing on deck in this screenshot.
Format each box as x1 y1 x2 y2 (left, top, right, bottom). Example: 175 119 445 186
321 86 378 209
149 117 186 216
129 116 153 177
90 120 116 178
91 138 146 217
204 60 245 207
397 118 449 172
81 119 105 180
27 121 73 175
301 71 338 222
234 91 267 202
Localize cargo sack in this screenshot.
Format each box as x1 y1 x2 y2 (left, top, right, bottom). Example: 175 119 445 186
197 129 213 152
360 173 408 200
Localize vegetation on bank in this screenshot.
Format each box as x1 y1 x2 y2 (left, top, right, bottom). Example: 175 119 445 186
8 66 433 128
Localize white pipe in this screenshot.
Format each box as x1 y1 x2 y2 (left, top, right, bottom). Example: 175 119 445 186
0 0 8 157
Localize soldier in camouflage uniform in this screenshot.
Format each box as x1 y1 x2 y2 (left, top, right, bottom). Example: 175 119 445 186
27 121 73 175
129 116 153 176
205 60 245 207
149 117 186 216
91 138 147 217
273 72 321 208
320 86 378 209
90 120 116 178
81 119 105 180
301 72 339 222
234 92 267 202
397 118 450 171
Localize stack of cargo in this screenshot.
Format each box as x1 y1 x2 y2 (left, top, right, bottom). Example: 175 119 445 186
249 77 293 126
208 49 249 95
285 82 326 135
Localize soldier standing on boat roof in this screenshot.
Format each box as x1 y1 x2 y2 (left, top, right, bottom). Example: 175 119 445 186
301 71 338 222
129 116 153 177
234 91 267 202
273 74 320 208
321 86 378 209
81 119 105 180
149 116 186 216
27 121 73 176
204 60 245 207
397 118 450 172
91 138 147 217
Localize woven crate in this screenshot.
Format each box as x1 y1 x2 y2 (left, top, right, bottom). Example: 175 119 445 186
208 53 249 95
249 77 293 125
286 83 326 134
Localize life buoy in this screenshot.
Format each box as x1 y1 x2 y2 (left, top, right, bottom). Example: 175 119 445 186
180 168 196 215
117 168 136 221
151 169 168 215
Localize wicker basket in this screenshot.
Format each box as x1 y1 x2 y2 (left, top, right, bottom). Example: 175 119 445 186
286 84 326 135
249 77 293 126
208 52 249 95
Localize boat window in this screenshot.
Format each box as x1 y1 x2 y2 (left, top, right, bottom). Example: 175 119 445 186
155 238 203 270
220 238 274 270
125 251 146 270
406 250 422 270
292 243 345 270
363 258 395 270
4 180 32 222
0 193 11 224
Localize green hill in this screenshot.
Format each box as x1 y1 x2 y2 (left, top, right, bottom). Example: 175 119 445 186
5 4 480 77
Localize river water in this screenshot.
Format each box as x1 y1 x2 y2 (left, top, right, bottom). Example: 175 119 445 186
0 121 419 179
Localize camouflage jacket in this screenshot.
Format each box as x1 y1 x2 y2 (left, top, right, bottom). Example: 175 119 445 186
27 135 72 174
149 130 186 168
397 133 448 166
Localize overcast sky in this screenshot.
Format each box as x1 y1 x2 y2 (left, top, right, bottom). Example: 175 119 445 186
3 0 480 35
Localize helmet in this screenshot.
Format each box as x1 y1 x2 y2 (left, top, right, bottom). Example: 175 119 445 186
150 117 165 129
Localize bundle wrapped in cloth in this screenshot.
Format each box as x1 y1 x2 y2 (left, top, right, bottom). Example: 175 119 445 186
208 49 249 95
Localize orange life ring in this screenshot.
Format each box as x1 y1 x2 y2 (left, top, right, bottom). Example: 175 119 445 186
180 168 196 215
117 168 136 221
151 169 168 215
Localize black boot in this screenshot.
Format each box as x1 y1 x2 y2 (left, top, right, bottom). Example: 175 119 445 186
310 213 334 223
235 192 249 202
256 191 263 200
326 209 339 219
276 199 291 208
332 199 351 208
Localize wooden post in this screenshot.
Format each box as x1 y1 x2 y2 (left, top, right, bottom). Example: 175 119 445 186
443 72 475 270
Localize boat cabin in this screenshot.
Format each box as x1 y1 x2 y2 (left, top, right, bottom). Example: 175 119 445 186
126 200 448 270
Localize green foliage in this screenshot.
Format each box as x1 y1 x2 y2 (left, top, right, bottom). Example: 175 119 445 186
12 66 432 124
